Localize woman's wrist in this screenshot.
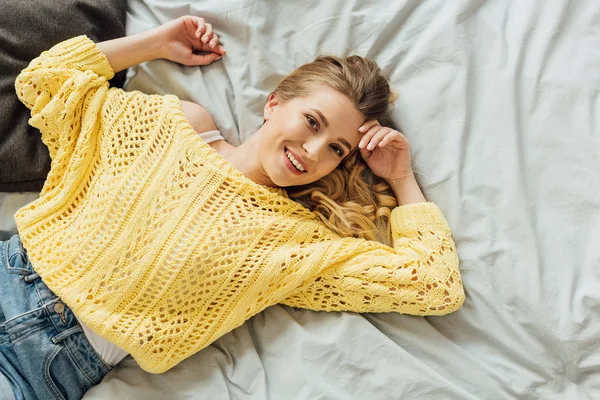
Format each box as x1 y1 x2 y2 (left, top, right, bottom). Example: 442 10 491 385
387 174 427 205
96 28 165 74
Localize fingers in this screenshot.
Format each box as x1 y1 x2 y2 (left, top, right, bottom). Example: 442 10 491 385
192 17 216 46
209 33 219 48
359 127 406 152
358 120 383 148
193 16 206 37
359 119 380 133
214 44 227 56
189 52 222 66
192 18 227 55
378 130 405 148
360 127 388 150
201 23 213 43
358 120 380 150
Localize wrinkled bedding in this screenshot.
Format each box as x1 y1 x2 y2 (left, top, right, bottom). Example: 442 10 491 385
1 0 599 398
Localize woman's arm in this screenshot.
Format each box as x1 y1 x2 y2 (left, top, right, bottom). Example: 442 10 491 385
96 30 162 74
14 36 114 162
97 16 227 74
15 15 226 182
387 175 427 205
279 201 465 316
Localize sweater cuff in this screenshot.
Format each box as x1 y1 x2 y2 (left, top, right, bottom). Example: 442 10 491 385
47 35 115 80
390 201 452 237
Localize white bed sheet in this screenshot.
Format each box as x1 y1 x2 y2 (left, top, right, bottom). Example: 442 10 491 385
1 0 598 398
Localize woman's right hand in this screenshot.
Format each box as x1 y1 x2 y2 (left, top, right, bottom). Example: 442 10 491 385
155 15 227 66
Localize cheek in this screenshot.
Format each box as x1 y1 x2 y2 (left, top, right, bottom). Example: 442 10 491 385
317 160 339 176
290 118 308 137
281 113 307 134
272 115 305 140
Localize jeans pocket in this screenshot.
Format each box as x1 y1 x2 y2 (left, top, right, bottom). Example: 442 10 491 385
3 236 32 276
43 344 86 400
44 344 68 400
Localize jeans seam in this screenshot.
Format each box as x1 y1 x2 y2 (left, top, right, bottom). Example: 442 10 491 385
3 308 45 330
9 325 49 345
71 318 114 370
39 296 101 383
48 297 114 373
43 344 67 400
85 339 114 370
4 239 29 275
3 240 11 272
61 340 97 385
34 281 49 313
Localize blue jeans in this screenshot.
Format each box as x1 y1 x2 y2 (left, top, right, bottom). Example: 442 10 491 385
0 234 113 400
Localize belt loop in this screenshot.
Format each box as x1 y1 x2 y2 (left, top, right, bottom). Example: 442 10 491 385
23 272 40 282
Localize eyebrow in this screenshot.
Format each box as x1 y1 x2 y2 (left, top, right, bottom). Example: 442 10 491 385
310 108 352 153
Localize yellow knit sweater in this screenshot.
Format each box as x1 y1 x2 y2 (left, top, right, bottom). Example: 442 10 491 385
14 35 465 374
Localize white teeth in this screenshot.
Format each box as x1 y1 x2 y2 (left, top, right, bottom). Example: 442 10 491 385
285 150 306 172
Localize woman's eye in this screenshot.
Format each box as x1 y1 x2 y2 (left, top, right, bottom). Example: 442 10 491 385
307 115 318 130
331 145 343 157
306 114 343 157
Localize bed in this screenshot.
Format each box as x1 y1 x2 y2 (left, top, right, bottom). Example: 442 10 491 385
1 0 599 398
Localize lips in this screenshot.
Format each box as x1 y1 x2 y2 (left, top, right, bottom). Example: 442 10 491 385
284 147 308 172
284 148 307 174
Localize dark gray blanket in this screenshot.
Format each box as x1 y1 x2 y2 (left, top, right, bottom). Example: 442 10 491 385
0 0 127 192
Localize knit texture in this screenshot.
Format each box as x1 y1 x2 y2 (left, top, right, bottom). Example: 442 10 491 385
14 35 465 374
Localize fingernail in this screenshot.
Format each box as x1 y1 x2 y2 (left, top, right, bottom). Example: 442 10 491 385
367 143 374 150
215 56 222 60
359 140 365 148
359 126 365 132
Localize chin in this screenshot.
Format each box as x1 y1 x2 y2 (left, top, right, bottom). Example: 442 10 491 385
283 177 317 188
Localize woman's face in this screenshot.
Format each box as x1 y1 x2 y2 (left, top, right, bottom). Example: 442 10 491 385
260 85 366 187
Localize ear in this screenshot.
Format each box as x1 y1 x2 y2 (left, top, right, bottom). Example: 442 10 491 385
263 92 279 121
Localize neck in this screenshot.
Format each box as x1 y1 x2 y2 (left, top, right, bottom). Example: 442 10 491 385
229 126 277 188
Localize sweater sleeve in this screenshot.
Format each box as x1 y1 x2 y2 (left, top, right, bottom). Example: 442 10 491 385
14 35 114 161
279 202 465 316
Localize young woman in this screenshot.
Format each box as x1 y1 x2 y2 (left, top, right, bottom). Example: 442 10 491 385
0 16 465 400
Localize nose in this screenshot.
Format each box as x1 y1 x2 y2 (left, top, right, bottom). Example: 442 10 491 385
302 139 326 162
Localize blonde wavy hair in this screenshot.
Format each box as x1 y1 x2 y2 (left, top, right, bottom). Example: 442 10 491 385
269 55 400 246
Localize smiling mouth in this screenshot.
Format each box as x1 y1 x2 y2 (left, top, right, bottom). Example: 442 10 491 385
284 148 307 173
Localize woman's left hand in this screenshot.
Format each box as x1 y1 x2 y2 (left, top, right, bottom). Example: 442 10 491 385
358 120 414 183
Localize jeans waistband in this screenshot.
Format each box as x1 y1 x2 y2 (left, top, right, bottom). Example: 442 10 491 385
2 234 114 381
